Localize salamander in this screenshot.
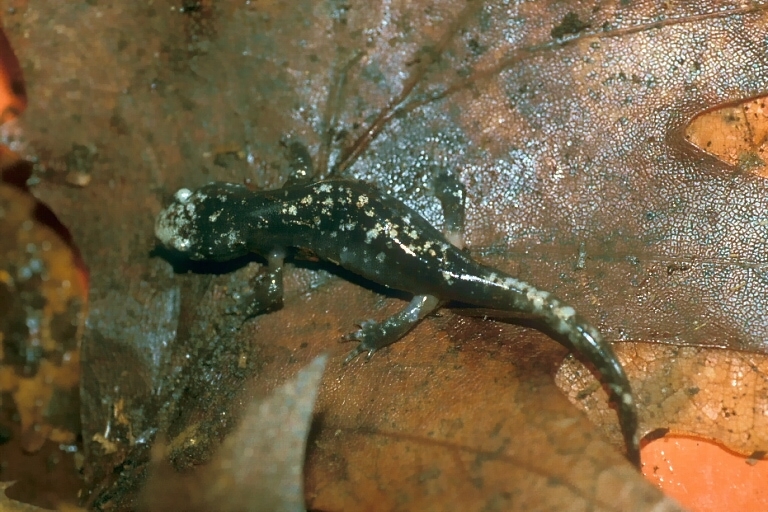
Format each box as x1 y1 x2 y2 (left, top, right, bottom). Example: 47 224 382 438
154 177 640 466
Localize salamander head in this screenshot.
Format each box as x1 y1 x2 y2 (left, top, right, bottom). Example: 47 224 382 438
155 182 252 261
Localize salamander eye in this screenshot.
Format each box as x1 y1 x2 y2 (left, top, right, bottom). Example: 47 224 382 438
155 183 251 261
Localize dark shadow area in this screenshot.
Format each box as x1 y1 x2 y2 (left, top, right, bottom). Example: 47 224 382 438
150 245 264 275
151 244 412 302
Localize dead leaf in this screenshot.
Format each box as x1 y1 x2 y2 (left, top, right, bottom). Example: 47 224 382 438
0 16 26 123
558 344 768 455
686 96 768 177
140 355 327 512
0 150 85 508
252 280 681 512
0 181 87 453
5 0 768 510
0 482 54 512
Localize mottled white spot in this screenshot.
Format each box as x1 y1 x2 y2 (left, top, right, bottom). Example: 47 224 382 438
376 252 386 262
356 194 369 208
175 188 193 203
288 205 298 216
526 289 550 311
209 210 221 222
366 222 384 243
503 277 526 290
318 183 332 193
555 305 576 322
323 197 334 206
301 195 313 205
365 208 375 217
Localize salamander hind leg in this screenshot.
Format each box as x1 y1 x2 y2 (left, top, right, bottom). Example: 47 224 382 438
343 294 441 363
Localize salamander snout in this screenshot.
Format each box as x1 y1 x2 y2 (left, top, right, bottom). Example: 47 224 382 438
155 182 251 261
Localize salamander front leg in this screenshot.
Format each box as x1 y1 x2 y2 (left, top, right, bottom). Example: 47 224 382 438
224 250 286 319
281 138 315 186
224 264 284 318
344 294 441 363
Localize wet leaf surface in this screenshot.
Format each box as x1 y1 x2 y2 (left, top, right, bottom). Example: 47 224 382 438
4 0 768 509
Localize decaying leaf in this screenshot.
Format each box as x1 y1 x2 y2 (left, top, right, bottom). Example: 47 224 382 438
2 0 768 509
140 355 327 512
686 96 768 177
0 178 87 453
558 344 768 455
0 482 56 512
0 22 26 124
251 280 683 512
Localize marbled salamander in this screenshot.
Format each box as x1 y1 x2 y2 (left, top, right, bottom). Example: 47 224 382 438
155 178 640 466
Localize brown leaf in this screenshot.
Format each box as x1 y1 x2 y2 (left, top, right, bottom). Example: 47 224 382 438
252 281 680 511
558 345 768 455
6 0 768 509
0 146 86 509
0 482 59 512
140 355 327 512
0 146 88 452
686 96 768 177
0 178 86 452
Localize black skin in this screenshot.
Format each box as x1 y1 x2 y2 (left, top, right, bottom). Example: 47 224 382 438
155 168 640 467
